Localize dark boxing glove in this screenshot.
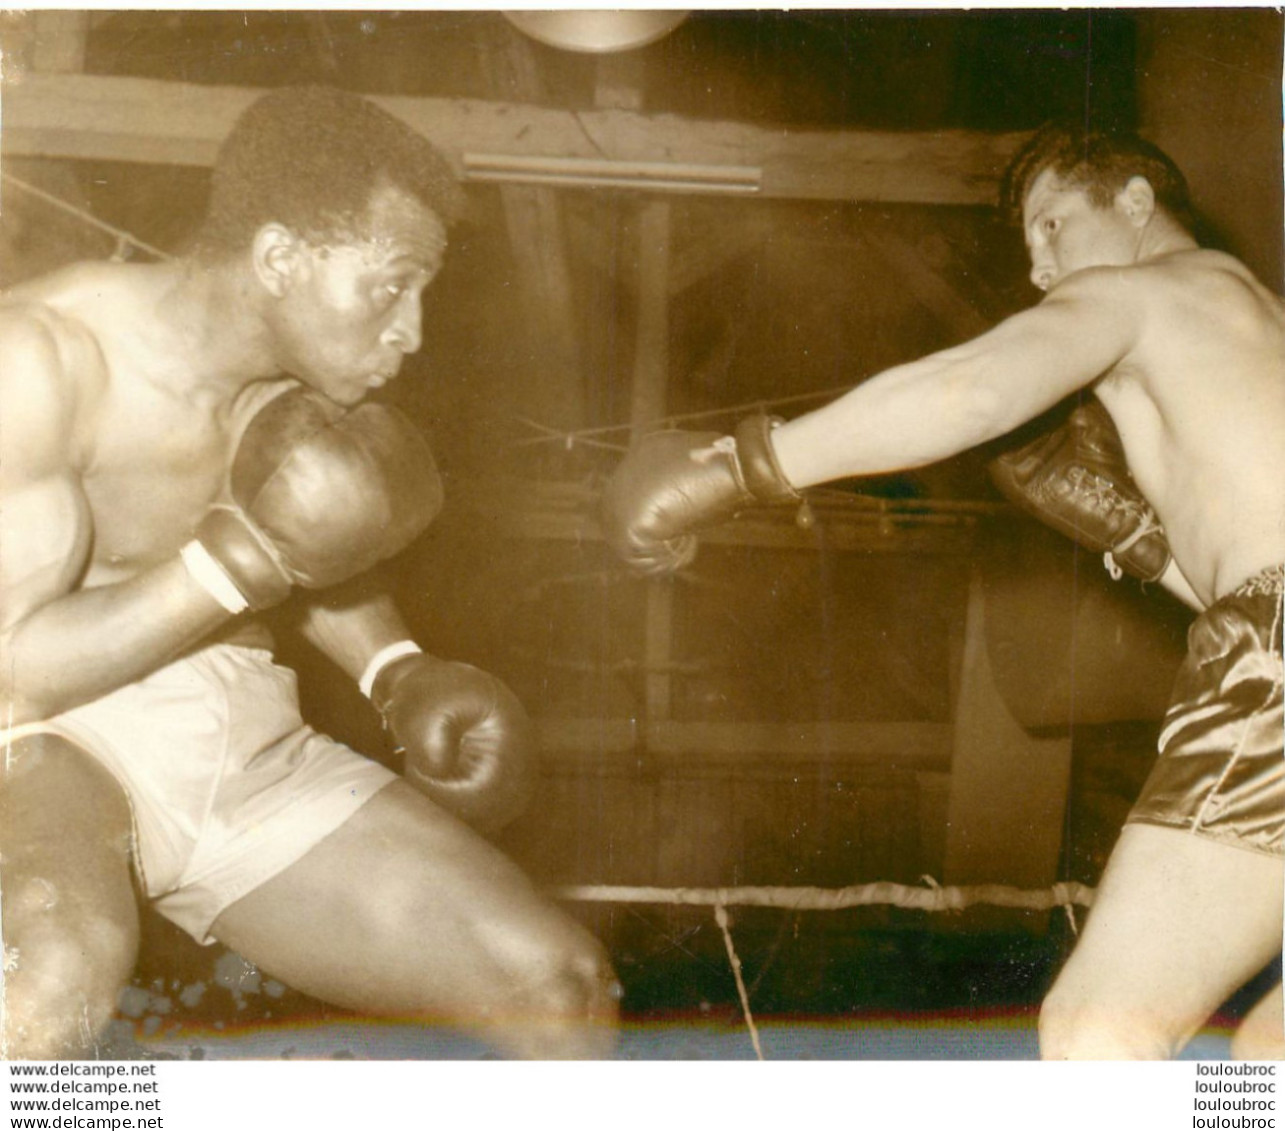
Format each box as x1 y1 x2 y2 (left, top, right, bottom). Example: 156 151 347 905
371 652 537 834
600 413 801 575
989 398 1172 582
189 388 444 611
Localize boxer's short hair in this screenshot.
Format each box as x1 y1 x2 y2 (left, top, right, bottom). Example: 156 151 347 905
1001 122 1195 231
197 84 465 256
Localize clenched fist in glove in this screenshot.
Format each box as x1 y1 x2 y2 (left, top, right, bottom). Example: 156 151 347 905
186 387 443 612
989 398 1172 583
371 652 537 834
600 413 801 575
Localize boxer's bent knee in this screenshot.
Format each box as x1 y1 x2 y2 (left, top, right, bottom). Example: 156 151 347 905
2 734 139 1058
491 926 620 1059
2 734 133 844
1038 985 1181 1060
2 904 139 1059
527 933 619 1017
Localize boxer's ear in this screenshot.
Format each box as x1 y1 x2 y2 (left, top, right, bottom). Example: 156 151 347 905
252 223 307 298
1116 176 1156 228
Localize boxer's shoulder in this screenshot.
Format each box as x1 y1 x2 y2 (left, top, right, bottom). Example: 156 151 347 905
0 309 88 464
1121 247 1278 319
0 266 119 397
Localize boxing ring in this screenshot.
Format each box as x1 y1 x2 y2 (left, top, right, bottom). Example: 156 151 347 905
112 878 1235 1061
4 162 1238 1066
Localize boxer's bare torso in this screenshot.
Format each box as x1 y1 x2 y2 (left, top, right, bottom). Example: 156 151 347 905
2 263 286 587
1092 248 1285 604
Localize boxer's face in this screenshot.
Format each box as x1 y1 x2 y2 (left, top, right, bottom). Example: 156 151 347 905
270 183 448 406
1022 167 1147 293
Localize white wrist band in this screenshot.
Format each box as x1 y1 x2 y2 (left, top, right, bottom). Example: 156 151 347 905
359 640 423 699
181 541 250 615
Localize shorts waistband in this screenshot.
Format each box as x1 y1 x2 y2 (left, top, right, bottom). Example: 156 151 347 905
1232 563 1285 600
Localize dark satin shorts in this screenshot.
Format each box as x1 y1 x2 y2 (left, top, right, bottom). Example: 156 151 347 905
1128 563 1284 857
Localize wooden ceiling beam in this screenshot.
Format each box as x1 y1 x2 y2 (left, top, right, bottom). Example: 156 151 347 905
2 72 1028 206
860 225 993 340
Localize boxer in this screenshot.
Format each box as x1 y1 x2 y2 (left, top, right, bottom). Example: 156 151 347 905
602 122 1284 1059
0 85 618 1060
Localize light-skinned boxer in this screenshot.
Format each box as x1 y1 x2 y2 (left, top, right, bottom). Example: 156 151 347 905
602 123 1285 1060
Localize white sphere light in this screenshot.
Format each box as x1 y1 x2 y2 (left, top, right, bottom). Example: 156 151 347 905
503 10 689 54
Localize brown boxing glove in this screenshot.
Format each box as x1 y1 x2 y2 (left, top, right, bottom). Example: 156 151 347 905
989 398 1172 583
371 652 537 835
191 387 443 610
600 413 801 576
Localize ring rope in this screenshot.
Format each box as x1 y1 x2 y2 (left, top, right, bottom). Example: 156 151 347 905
513 385 857 451
714 902 765 1061
556 878 1093 1059
1 173 174 262
555 878 1095 914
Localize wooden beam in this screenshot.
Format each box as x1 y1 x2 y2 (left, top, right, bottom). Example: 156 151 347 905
492 505 982 557
1 72 1028 206
642 578 675 726
629 198 676 730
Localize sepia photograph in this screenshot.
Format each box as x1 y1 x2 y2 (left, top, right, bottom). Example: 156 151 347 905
0 4 1281 1100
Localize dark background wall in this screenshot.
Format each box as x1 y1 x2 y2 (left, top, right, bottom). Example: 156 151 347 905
1137 9 1283 288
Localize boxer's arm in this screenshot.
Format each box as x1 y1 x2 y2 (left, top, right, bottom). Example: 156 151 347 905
1 533 236 725
770 268 1140 489
294 587 414 683
296 587 537 832
0 324 232 724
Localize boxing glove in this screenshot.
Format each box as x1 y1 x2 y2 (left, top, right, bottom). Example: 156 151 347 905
191 388 444 610
372 652 537 834
600 413 801 575
989 398 1172 582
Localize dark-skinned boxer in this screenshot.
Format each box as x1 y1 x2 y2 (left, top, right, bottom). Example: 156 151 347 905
1 85 617 1060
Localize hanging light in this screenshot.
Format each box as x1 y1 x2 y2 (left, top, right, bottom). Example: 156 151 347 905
503 10 689 54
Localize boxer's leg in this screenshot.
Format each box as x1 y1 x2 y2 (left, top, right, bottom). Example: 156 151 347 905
1231 979 1284 1060
1 735 139 1059
1039 824 1284 1059
210 780 619 1059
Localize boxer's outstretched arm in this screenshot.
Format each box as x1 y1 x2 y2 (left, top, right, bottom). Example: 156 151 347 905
601 268 1147 577
771 268 1141 488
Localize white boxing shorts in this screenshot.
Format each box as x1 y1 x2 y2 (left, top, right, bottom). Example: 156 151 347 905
1 644 396 943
